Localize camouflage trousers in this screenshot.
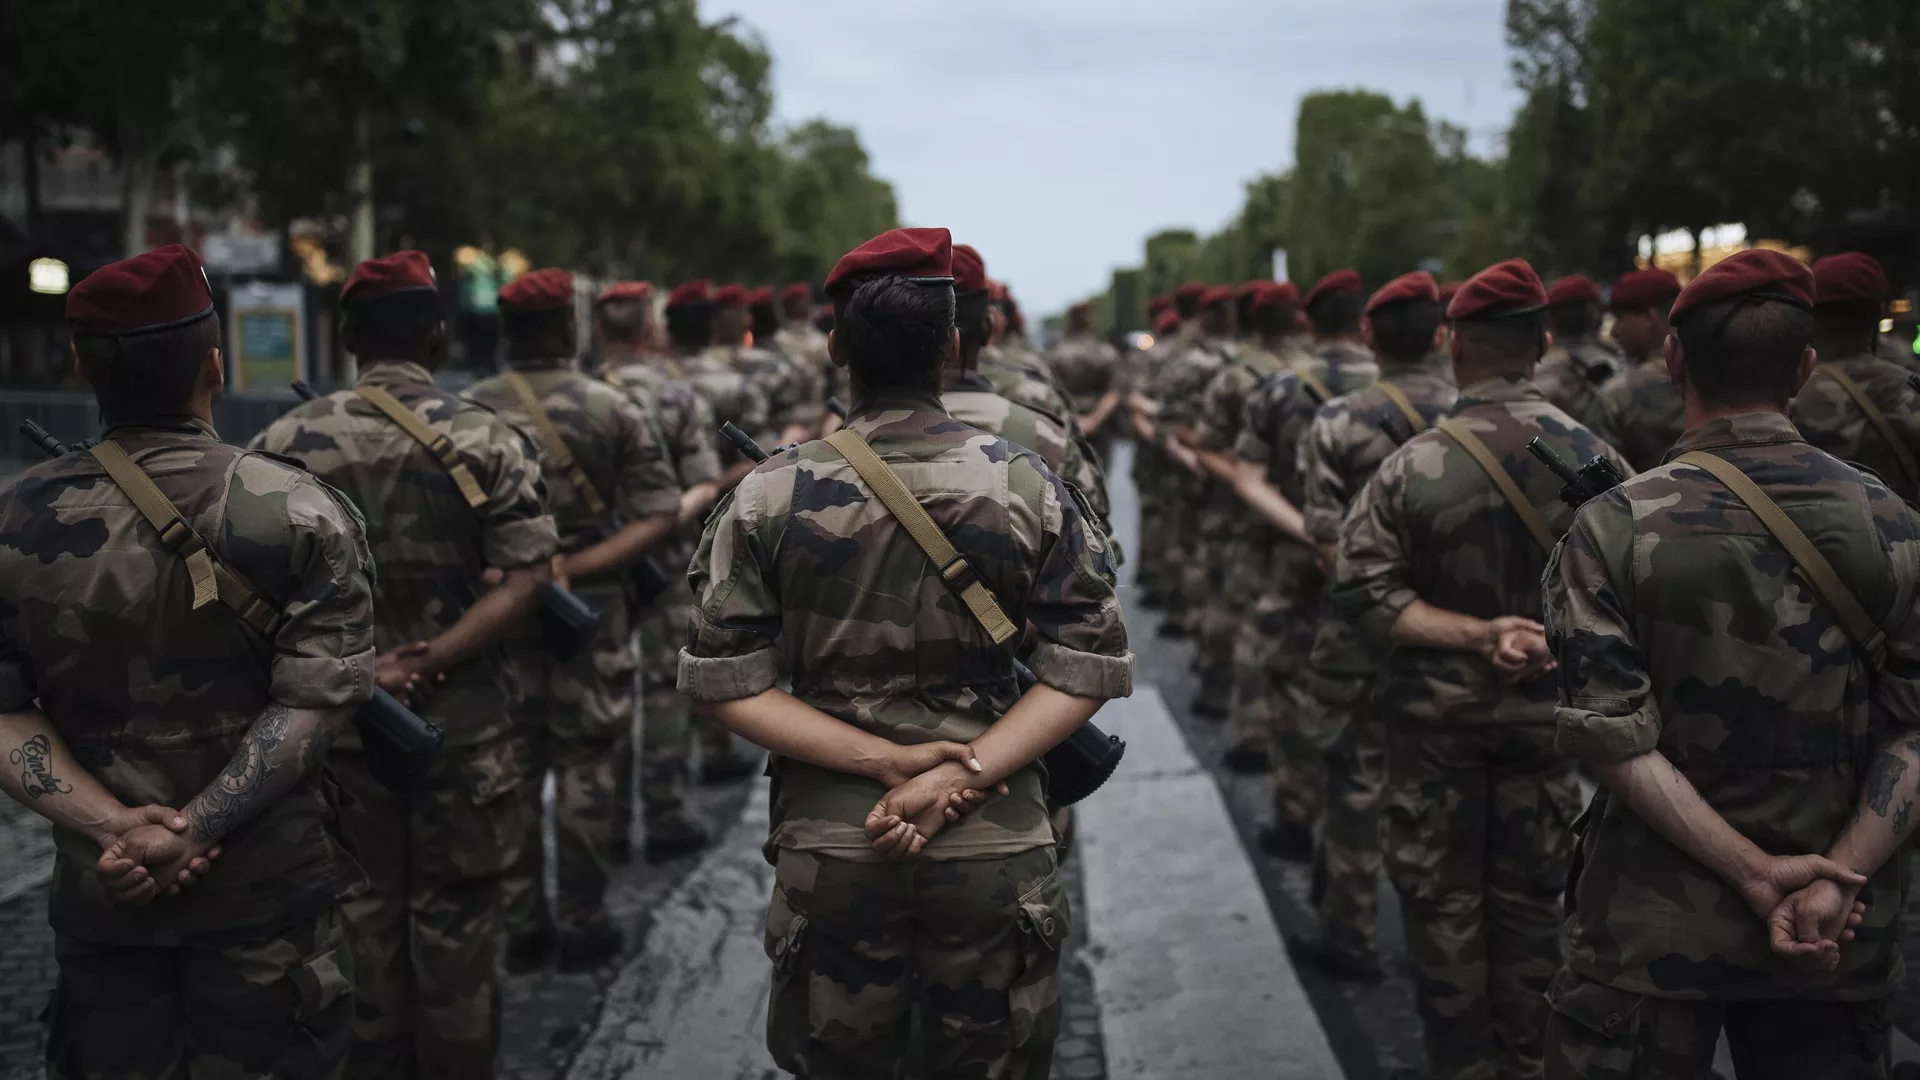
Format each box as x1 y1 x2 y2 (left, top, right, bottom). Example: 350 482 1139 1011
1130 444 1176 602
502 583 636 935
334 741 528 1080
765 847 1069 1080
620 587 732 835
1308 669 1385 961
44 907 352 1080
1543 971 1892 1079
1238 551 1324 827
1383 720 1582 1080
1191 485 1249 706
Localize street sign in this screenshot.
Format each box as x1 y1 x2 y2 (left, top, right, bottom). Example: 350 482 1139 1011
228 281 305 390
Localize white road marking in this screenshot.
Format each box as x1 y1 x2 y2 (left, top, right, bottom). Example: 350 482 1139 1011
1080 685 1345 1079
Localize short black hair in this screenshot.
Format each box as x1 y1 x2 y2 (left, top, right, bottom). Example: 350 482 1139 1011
597 298 648 345
1813 303 1880 358
1549 300 1599 339
1368 300 1444 362
342 290 441 360
751 301 780 345
74 314 223 422
957 291 993 358
501 308 575 358
1235 292 1258 332
1676 297 1814 409
1308 290 1364 336
1174 292 1202 319
1454 310 1550 370
1255 302 1298 338
666 301 714 350
833 275 955 393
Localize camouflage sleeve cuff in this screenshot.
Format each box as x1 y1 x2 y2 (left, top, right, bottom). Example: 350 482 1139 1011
677 450 724 489
1346 585 1420 647
1554 700 1661 764
1304 508 1343 546
271 646 374 710
676 646 778 702
1029 641 1134 699
623 488 682 520
1190 423 1230 452
1233 432 1268 462
484 514 560 569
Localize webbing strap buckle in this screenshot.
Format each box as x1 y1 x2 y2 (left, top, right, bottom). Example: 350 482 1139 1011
939 554 979 592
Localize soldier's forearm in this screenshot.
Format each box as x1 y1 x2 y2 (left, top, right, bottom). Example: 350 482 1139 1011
561 513 677 582
678 481 722 527
967 683 1101 789
703 687 908 783
182 703 350 844
1231 464 1310 545
1593 749 1773 900
0 709 139 847
1080 392 1122 434
1827 730 1920 877
1194 448 1239 481
428 563 549 676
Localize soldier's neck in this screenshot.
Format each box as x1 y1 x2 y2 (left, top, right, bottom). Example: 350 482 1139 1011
509 355 570 371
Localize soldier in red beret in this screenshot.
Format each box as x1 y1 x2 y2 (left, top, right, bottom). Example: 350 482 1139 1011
1333 257 1630 1080
712 284 818 446
1535 275 1623 438
1543 247 1920 1078
770 281 840 433
1788 252 1920 503
0 245 378 1077
1042 299 1125 466
463 269 685 974
1595 267 1686 471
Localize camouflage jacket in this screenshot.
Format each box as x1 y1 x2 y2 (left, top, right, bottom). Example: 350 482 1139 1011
732 343 820 433
1597 356 1686 473
1235 341 1379 505
0 419 375 945
1302 365 1459 674
945 371 1112 525
254 362 559 747
1334 375 1628 726
1192 343 1289 454
979 345 1078 429
1148 337 1231 431
678 388 1133 861
464 361 681 557
1534 335 1621 441
1545 411 1920 999
677 346 775 467
772 321 837 419
1789 353 1920 504
1044 334 1122 416
603 357 724 491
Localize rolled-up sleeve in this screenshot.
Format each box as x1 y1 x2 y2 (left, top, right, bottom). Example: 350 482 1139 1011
677 472 782 701
1546 508 1662 763
1300 406 1348 546
271 478 376 710
478 418 559 569
1024 464 1133 699
1331 453 1418 648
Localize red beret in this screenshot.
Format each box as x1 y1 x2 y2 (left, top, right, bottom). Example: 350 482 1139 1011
498 268 574 313
1148 295 1173 317
749 285 775 307
665 279 711 309
1200 285 1236 308
1812 252 1887 308
1265 281 1300 306
824 227 953 298
1437 281 1462 307
1173 281 1208 302
595 280 652 305
1303 269 1363 310
780 282 812 304
1608 268 1682 312
1365 271 1439 316
1236 281 1265 299
1546 275 1602 307
342 250 436 304
1447 259 1548 321
67 244 214 334
953 244 989 294
711 283 749 307
1154 309 1182 335
1669 249 1813 326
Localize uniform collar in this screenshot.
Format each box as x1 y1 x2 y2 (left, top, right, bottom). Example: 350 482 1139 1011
848 387 949 429
949 370 994 393
356 360 437 389
102 415 219 440
1669 411 1803 457
1455 373 1545 409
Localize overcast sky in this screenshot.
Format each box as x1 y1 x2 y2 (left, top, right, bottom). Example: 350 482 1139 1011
702 0 1523 315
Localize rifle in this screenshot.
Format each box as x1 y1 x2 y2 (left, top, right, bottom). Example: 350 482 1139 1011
19 418 442 795
718 421 1126 805
290 379 602 660
1527 437 1628 510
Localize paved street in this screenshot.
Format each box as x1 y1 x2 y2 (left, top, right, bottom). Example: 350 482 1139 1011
0 441 1917 1078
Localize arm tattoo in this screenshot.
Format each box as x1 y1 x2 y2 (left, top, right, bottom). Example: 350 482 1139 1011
10 735 73 800
1895 799 1913 834
186 704 292 843
1863 751 1909 818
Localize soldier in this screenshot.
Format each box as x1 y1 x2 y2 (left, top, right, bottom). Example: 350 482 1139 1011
593 282 730 861
714 282 817 445
1045 300 1124 463
1334 258 1626 1080
1144 283 1230 641
1542 248 1919 1079
253 250 559 1077
465 268 684 969
1289 271 1458 980
772 281 839 428
1239 268 1379 854
1130 302 1185 609
1790 252 1920 505
0 245 374 1077
679 226 1132 1079
1595 267 1685 471
1534 275 1620 437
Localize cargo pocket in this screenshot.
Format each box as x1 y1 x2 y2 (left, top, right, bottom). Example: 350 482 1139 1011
425 739 531 881
1544 970 1645 1072
762 884 812 1073
1008 869 1071 1050
278 912 356 1080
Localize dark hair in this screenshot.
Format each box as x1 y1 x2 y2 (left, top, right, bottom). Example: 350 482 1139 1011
751 301 780 345
596 298 649 345
833 275 955 392
1812 303 1880 359
666 301 714 350
75 314 223 421
1255 302 1297 338
1549 300 1599 339
1174 292 1202 319
813 306 834 334
783 292 813 320
1308 291 1364 336
1453 310 1551 370
342 291 441 360
1675 298 1814 408
1235 292 1258 332
1368 300 1444 362
957 291 993 358
501 308 575 359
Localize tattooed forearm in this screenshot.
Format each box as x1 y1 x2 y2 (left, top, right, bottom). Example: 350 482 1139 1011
1895 799 1914 834
1864 751 1909 818
9 735 73 799
181 702 345 844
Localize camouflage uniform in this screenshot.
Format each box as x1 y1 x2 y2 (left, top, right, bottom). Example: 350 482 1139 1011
1333 374 1625 1080
944 371 1110 534
465 363 681 945
1542 411 1920 1079
1298 364 1457 964
602 357 728 842
1236 341 1378 830
1147 335 1229 634
1044 331 1123 462
254 362 558 1077
1595 356 1685 473
679 389 1132 1079
0 418 374 1079
1532 336 1620 441
1789 351 1920 504
681 346 776 466
1129 333 1189 607
772 320 838 419
732 343 822 435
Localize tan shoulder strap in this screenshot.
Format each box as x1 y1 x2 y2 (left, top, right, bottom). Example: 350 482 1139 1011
1817 365 1920 493
1294 368 1334 404
505 371 608 517
823 428 1019 648
353 385 489 510
88 440 281 637
1375 381 1430 436
1675 450 1887 670
1434 418 1558 552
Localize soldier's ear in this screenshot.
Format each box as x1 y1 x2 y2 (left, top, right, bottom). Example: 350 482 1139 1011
1792 345 1818 396
1428 323 1446 354
1360 317 1377 351
204 347 226 398
944 326 960 367
826 329 847 368
1664 333 1685 384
